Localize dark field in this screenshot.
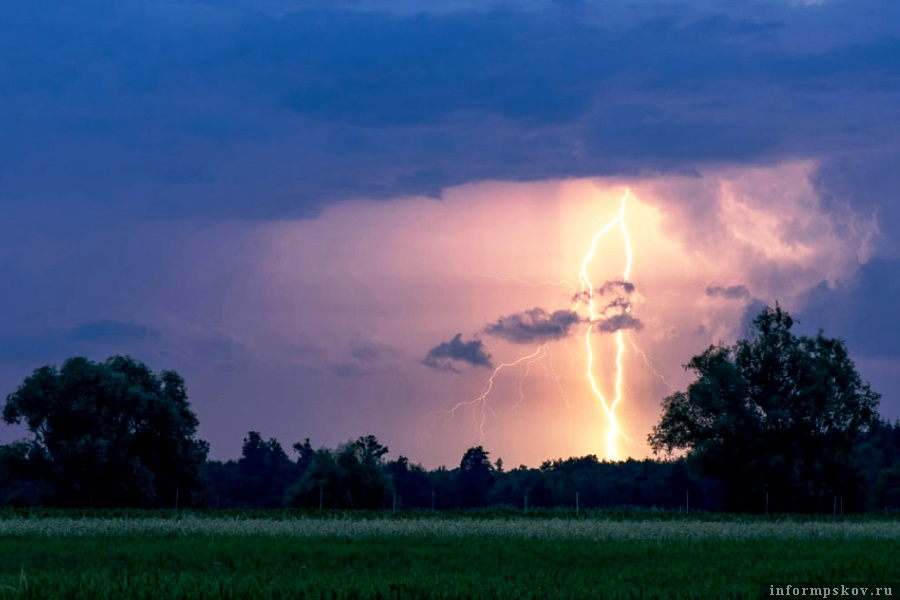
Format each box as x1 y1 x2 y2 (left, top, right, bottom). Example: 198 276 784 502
1 511 898 599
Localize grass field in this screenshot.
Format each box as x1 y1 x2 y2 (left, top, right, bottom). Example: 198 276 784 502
0 510 898 599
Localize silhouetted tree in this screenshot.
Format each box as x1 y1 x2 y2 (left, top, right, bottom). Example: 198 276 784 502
649 305 880 512
293 438 316 471
284 435 391 509
458 446 494 508
1 356 208 507
385 455 432 509
234 432 299 507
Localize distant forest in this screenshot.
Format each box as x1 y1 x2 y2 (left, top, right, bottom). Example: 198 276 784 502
2 306 900 513
196 425 900 514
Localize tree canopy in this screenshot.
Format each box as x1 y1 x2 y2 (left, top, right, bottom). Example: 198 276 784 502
648 305 881 512
284 435 392 509
2 355 208 507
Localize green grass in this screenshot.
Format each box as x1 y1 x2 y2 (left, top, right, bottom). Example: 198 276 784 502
0 513 898 599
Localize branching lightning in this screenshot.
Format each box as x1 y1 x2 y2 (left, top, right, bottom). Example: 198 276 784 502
627 331 676 391
479 274 578 292
444 345 546 441
444 187 651 461
579 188 632 461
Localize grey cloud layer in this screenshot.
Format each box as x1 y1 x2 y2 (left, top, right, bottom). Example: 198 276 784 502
1 0 899 228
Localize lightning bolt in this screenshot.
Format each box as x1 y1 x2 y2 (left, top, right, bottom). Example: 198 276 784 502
627 331 676 391
479 274 578 292
444 345 545 441
579 188 632 461
443 187 643 462
512 345 548 413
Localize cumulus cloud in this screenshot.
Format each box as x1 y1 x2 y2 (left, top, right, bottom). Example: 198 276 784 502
422 334 492 373
570 279 644 334
594 313 644 333
484 308 581 344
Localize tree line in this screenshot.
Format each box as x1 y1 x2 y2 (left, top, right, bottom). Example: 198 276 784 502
2 306 900 513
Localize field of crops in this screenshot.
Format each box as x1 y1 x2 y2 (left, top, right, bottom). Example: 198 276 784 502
1 510 898 599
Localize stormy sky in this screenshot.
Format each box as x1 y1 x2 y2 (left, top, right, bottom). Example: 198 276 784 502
1 0 899 467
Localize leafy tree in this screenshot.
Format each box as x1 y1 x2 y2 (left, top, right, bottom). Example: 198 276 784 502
458 446 494 508
1 356 208 507
648 305 880 512
292 438 316 471
872 460 900 509
284 435 391 509
0 441 51 506
385 455 432 509
236 432 299 507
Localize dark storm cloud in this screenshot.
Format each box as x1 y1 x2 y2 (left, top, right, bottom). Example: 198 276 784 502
799 258 900 359
706 285 751 300
422 334 492 373
2 0 899 220
484 308 581 344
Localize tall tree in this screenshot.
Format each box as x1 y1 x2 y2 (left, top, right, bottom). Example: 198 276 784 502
648 305 880 512
458 446 494 508
237 432 299 507
2 356 208 507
